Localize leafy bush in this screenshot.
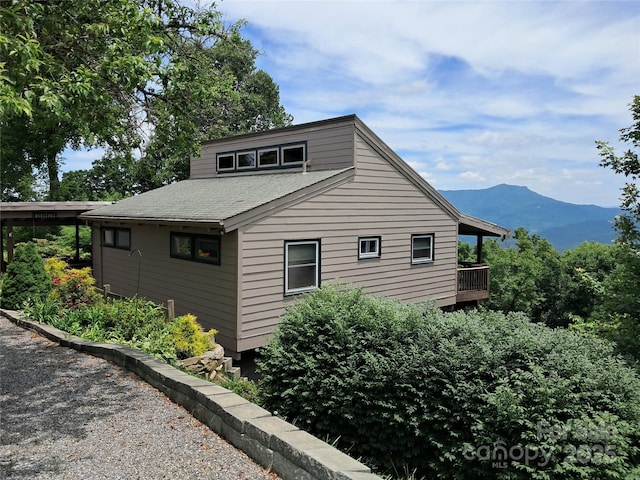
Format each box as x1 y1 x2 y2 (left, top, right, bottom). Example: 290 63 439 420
0 242 51 309
257 284 640 479
168 313 217 359
44 257 69 280
23 296 64 325
46 259 100 309
218 378 260 403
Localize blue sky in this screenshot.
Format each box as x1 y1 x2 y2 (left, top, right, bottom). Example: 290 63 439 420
63 0 639 207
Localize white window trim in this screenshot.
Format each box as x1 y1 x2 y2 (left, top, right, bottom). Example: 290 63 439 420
411 234 434 264
285 240 320 294
258 147 279 168
217 152 235 172
236 150 257 170
281 143 306 165
358 236 381 259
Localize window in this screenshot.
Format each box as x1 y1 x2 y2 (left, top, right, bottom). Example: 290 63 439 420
102 228 131 249
282 143 305 165
103 229 114 247
359 236 381 259
217 142 306 172
237 150 256 169
217 153 235 171
195 236 220 264
170 233 193 259
258 148 279 167
412 234 434 264
285 240 320 294
170 232 220 265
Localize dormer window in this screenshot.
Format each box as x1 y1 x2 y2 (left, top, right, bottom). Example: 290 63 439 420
258 148 279 167
217 153 235 171
282 144 305 165
216 141 307 173
237 150 256 169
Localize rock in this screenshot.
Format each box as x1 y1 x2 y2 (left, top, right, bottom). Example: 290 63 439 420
202 345 224 361
178 345 226 377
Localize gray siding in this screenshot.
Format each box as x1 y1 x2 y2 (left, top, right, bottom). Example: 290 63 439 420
236 132 458 351
93 224 239 352
191 121 355 179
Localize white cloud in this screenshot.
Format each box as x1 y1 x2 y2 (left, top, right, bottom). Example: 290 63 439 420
218 0 639 206
459 171 485 182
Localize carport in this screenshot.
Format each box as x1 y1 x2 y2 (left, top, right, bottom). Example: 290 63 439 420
0 202 110 272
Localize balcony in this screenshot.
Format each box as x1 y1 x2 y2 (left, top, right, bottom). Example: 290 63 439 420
457 264 490 303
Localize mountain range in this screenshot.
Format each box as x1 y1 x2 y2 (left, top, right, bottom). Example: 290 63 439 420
440 184 621 252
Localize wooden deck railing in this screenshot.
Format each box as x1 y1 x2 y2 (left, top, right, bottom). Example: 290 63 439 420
457 265 490 302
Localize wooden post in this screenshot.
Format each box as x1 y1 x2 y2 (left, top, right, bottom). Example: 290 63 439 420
476 235 484 264
1 223 4 272
74 221 80 263
6 220 14 266
167 299 175 322
103 284 111 300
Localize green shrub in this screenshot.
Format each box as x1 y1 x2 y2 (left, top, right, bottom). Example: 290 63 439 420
46 259 101 309
218 378 260 403
168 314 217 359
0 242 51 309
23 296 64 324
256 284 640 479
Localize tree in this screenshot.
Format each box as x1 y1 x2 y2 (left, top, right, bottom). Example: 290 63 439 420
560 242 617 321
0 242 51 310
133 28 292 192
0 0 291 201
597 95 640 249
592 96 640 361
59 152 139 201
483 227 570 326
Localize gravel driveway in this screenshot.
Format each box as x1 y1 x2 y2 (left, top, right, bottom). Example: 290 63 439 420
0 315 277 479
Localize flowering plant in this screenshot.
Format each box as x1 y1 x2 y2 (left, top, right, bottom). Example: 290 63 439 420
46 259 100 309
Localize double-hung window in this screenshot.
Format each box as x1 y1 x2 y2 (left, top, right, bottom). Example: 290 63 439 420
358 236 381 259
285 240 320 294
411 234 434 264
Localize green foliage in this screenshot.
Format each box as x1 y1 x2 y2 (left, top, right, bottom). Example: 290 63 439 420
218 378 260 404
560 242 618 321
1 0 291 201
48 266 100 309
457 240 473 264
23 296 64 325
57 226 93 259
168 314 217 359
257 284 640 479
45 257 100 309
484 228 570 326
597 95 640 249
0 242 51 309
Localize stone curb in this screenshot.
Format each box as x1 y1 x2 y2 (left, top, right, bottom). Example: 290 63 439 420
1 309 382 480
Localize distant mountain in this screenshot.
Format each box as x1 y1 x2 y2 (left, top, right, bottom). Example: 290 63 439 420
440 184 620 251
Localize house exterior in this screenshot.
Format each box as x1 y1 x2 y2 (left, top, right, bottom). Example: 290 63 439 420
81 115 508 357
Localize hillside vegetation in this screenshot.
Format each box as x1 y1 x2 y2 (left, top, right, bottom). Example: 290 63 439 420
257 284 640 479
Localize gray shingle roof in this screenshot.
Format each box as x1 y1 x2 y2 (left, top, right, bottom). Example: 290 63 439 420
81 169 352 225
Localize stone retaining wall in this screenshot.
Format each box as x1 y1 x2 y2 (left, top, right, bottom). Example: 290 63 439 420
1 309 382 480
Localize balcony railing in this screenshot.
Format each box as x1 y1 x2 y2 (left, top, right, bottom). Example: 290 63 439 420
457 264 490 303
